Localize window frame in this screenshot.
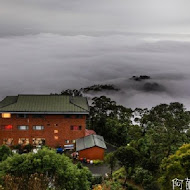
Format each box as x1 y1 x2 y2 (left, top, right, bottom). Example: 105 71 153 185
17 114 28 119
1 125 13 131
2 113 11 119
75 115 83 119
33 125 44 130
70 125 82 131
18 125 29 130
32 114 44 118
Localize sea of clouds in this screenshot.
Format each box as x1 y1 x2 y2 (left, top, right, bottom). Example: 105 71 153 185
0 33 190 109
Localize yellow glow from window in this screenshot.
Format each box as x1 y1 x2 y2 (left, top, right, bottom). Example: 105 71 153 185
54 130 58 134
2 113 11 118
54 136 58 140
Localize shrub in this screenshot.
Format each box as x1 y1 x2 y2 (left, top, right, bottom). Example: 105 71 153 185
0 148 92 190
0 145 12 162
93 160 104 165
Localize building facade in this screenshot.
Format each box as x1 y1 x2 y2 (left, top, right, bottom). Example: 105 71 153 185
76 134 107 160
0 95 89 147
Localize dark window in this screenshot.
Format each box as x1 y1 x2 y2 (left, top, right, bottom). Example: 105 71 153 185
76 115 83 119
32 114 44 118
18 126 29 130
17 114 28 118
64 115 71 118
70 126 82 130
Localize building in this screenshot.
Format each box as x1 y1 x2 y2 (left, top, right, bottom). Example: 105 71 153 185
0 95 89 147
76 134 107 160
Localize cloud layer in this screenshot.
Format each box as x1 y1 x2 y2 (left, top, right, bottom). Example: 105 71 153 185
1 33 190 109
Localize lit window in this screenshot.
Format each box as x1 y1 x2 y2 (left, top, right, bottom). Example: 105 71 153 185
54 130 58 134
18 138 29 145
1 125 13 130
70 126 82 130
3 138 13 145
17 114 28 118
65 140 69 144
54 136 58 140
33 126 44 130
18 126 29 130
32 138 45 146
2 113 11 118
72 140 76 143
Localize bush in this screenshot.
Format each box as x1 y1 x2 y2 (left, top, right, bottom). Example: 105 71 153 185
91 175 103 186
0 148 92 190
93 160 104 165
0 145 12 162
131 167 153 185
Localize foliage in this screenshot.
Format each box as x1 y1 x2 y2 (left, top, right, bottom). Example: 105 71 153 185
89 96 132 146
105 152 117 177
2 173 49 190
0 148 92 190
60 89 83 96
93 160 104 165
131 102 190 173
82 84 119 92
0 145 12 162
115 146 140 185
158 144 190 190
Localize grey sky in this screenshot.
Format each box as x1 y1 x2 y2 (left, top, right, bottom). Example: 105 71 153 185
0 0 190 109
1 0 190 35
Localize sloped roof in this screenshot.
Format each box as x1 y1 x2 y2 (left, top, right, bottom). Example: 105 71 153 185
85 129 96 136
76 134 107 151
0 95 89 113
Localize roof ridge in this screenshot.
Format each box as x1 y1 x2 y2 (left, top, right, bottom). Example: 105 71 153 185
69 96 89 112
0 96 18 108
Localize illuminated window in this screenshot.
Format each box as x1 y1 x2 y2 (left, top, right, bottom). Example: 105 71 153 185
65 140 69 144
1 125 13 130
33 126 44 130
2 113 11 118
54 130 58 134
18 126 29 130
72 140 76 143
70 126 82 130
32 138 45 146
3 138 13 145
54 136 58 140
18 138 29 145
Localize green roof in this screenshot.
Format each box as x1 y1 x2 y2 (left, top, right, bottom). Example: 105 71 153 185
0 95 89 113
76 135 107 151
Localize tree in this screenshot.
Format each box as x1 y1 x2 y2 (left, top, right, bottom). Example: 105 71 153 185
61 89 83 96
159 144 190 190
0 145 12 162
115 146 140 185
105 152 117 178
0 148 91 190
139 102 190 167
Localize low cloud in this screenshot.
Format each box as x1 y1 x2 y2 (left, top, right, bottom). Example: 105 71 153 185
0 33 190 109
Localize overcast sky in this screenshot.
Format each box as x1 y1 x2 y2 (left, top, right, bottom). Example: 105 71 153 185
1 0 190 109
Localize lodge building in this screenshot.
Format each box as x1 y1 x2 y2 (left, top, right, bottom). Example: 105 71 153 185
0 95 89 148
